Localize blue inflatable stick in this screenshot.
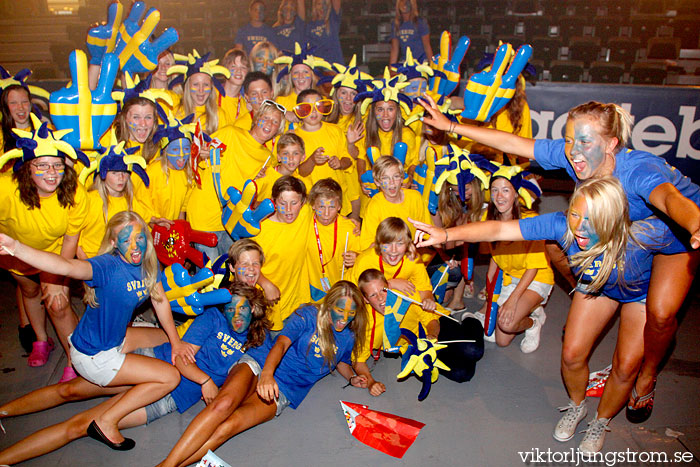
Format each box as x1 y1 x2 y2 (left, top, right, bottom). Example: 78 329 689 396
161 263 232 316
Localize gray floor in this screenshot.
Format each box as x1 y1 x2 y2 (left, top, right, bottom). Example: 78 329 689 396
0 194 698 466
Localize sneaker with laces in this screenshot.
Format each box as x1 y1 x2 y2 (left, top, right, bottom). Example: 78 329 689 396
553 400 587 442
520 307 546 353
578 414 610 456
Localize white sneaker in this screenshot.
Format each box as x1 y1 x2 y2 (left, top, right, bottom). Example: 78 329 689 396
469 311 495 342
578 414 611 456
520 307 546 353
553 400 587 442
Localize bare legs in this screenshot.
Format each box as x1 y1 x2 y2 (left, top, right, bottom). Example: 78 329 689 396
494 289 543 347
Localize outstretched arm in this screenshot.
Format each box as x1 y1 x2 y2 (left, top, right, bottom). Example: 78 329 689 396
257 335 292 401
409 217 525 249
648 182 700 249
418 94 536 159
0 234 92 280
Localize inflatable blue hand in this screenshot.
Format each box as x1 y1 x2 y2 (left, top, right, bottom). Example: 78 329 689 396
360 170 380 198
86 1 124 65
113 1 179 74
430 32 470 96
397 325 449 401
221 180 274 240
361 143 408 198
161 263 232 316
49 50 119 151
413 146 438 213
462 43 533 122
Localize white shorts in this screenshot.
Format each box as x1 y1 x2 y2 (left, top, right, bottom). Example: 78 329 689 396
496 276 553 307
69 334 127 387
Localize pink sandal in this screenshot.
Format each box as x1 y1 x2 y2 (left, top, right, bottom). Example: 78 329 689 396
27 338 54 367
59 366 78 383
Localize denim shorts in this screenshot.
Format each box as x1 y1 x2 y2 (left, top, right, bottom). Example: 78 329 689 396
69 334 126 387
238 354 290 416
133 347 179 423
496 277 553 307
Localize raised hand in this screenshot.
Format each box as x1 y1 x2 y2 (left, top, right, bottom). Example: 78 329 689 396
430 31 470 96
86 1 124 65
221 179 275 240
161 263 232 317
461 42 533 122
49 50 119 150
113 1 179 74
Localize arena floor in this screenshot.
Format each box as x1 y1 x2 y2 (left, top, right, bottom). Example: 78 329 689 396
1 192 698 467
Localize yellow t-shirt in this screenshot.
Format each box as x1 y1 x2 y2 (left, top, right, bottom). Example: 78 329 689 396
140 161 192 220
306 215 360 295
0 173 89 272
253 205 313 330
485 210 554 285
358 126 419 168
255 167 311 202
359 189 433 250
275 92 297 113
175 105 232 134
185 157 225 232
233 111 253 131
214 125 274 192
295 122 353 216
219 94 249 122
351 247 432 293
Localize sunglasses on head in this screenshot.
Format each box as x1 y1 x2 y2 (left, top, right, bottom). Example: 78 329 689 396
293 98 334 119
260 99 287 115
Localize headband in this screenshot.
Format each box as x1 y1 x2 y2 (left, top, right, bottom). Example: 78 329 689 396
354 67 413 116
78 137 149 186
167 50 230 97
489 162 542 209
318 54 373 94
112 72 173 121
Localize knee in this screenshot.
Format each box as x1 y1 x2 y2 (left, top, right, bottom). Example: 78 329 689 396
561 345 586 370
209 393 238 419
613 356 642 383
45 302 72 320
57 381 85 401
645 303 677 330
163 365 180 389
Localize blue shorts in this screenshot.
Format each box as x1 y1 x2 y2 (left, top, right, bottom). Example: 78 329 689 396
133 347 179 423
238 354 290 416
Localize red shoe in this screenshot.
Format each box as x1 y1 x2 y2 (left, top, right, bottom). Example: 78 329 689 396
59 366 78 383
27 338 55 367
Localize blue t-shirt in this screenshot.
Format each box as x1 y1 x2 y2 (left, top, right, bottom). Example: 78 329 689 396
274 16 306 54
519 212 677 302
71 253 150 355
270 305 354 409
534 139 700 251
153 308 249 413
305 8 343 64
391 18 430 62
235 23 278 54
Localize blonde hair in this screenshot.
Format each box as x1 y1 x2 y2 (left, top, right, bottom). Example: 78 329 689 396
227 238 265 270
365 101 404 154
325 88 362 124
158 138 195 185
250 101 286 135
182 73 220 134
115 98 159 162
274 0 298 27
563 177 636 293
567 101 633 154
277 63 318 98
222 48 251 71
374 217 418 260
311 0 331 33
312 280 368 366
84 211 162 307
249 41 283 94
438 178 484 227
276 132 305 154
394 0 419 31
309 178 342 208
372 155 404 181
88 174 135 221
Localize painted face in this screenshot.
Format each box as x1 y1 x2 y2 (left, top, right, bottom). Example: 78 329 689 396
154 53 174 83
165 138 191 170
30 156 65 196
378 165 404 202
277 144 304 173
232 249 262 286
7 88 31 127
336 87 357 116
400 0 412 15
125 103 155 143
568 195 599 250
250 2 265 22
245 79 273 110
362 279 387 315
189 73 213 107
313 197 340 226
314 0 330 18
250 110 282 143
274 190 304 223
330 296 357 332
380 239 408 266
404 78 427 99
104 170 129 196
281 0 296 23
115 221 147 265
290 64 313 93
490 177 517 218
564 117 612 180
224 294 253 333
251 49 275 76
228 56 249 86
462 182 473 201
375 101 398 132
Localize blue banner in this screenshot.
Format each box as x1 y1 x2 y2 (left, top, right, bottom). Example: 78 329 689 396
525 82 700 184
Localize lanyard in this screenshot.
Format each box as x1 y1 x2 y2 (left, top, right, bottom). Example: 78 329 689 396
313 217 337 274
369 308 381 361
379 256 404 279
218 93 243 119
